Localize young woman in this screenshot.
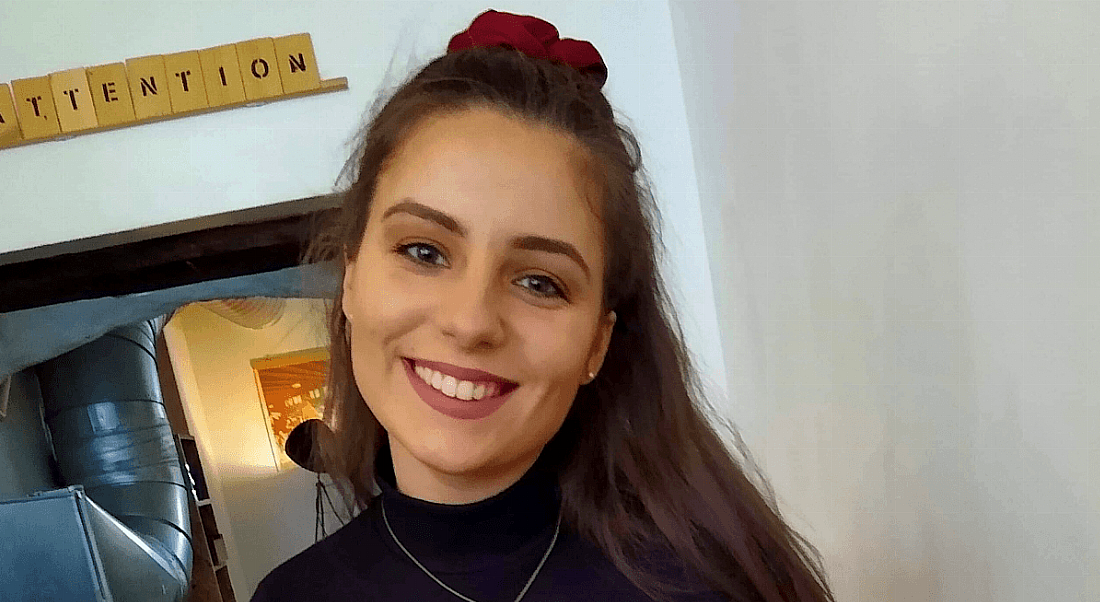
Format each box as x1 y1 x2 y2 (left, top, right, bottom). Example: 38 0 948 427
252 10 834 602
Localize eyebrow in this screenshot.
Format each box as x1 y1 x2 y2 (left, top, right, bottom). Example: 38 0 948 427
381 200 591 280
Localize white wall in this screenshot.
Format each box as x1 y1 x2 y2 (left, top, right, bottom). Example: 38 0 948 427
164 300 332 597
669 1 1097 600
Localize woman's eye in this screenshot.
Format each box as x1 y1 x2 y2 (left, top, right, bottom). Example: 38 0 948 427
393 242 568 301
394 242 447 267
518 275 567 300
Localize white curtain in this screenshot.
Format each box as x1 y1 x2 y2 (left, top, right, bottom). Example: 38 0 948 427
670 2 1096 600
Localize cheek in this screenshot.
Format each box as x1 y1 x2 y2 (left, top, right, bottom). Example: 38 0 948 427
348 252 423 319
376 264 436 325
345 260 431 374
526 320 594 381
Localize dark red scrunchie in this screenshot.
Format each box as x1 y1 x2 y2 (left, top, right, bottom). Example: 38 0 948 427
447 9 608 89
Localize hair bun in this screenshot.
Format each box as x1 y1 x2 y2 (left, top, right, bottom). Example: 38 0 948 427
447 9 608 89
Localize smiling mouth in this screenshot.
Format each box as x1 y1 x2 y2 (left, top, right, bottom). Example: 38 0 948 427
403 358 519 401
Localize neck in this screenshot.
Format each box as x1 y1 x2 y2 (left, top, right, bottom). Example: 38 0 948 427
372 442 562 574
388 437 540 504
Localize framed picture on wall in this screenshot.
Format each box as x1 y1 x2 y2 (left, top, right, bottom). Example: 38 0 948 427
250 347 329 471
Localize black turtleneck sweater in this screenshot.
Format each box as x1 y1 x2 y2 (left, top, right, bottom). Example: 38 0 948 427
250 446 725 602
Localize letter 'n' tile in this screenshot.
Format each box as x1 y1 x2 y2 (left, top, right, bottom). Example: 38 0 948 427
126 55 172 120
274 33 320 94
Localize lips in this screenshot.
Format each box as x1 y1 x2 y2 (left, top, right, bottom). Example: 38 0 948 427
402 357 517 420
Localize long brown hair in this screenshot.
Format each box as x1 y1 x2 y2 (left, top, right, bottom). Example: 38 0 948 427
306 45 834 602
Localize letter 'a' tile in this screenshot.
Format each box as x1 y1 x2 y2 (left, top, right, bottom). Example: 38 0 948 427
50 68 99 133
274 33 320 94
86 63 136 127
12 76 61 140
164 50 209 114
236 38 284 101
126 55 172 120
199 44 246 107
0 84 22 147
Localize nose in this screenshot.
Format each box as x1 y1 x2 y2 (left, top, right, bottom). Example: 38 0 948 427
437 263 506 350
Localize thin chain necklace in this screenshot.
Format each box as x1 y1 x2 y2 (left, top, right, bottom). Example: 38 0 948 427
381 496 562 602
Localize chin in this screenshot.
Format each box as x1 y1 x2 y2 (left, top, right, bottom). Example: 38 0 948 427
399 428 494 471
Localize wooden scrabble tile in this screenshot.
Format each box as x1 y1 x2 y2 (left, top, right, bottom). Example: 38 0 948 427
199 43 246 107
274 33 320 94
236 38 284 101
12 76 61 140
125 55 172 120
0 83 21 147
50 67 98 133
86 62 136 127
163 50 209 114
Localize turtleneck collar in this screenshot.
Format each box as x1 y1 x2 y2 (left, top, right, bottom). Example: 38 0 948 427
372 443 562 574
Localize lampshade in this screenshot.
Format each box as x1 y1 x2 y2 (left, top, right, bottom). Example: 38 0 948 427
284 418 335 473
197 298 286 329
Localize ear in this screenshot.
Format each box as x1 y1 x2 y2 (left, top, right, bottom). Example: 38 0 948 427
585 310 617 380
341 256 357 325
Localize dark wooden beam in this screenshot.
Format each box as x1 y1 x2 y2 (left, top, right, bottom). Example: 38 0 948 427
0 197 342 314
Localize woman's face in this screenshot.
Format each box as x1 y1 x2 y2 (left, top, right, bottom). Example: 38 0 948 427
343 106 616 503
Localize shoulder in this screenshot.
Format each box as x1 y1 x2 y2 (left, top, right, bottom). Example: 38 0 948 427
249 506 388 602
249 534 342 601
549 526 728 602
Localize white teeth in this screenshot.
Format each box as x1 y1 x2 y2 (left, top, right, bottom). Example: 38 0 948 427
441 375 457 396
456 380 474 400
414 363 503 401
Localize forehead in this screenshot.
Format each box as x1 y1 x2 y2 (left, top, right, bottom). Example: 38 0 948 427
373 107 604 259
